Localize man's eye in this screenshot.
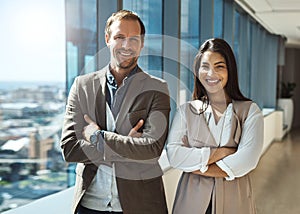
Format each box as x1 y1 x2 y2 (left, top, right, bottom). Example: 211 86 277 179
115 36 125 40
130 37 139 42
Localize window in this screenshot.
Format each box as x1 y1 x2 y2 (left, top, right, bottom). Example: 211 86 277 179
214 0 224 38
0 0 66 211
123 0 163 78
233 3 279 108
180 0 201 103
65 0 98 92
233 9 240 70
0 0 284 212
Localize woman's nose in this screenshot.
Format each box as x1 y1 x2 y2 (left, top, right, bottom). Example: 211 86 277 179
207 68 215 76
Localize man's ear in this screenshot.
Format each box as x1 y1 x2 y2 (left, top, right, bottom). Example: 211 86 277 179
105 33 110 46
141 40 144 49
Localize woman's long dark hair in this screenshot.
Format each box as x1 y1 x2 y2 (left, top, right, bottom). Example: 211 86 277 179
193 38 251 102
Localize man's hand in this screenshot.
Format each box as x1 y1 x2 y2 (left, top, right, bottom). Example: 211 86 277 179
128 119 144 137
83 114 101 142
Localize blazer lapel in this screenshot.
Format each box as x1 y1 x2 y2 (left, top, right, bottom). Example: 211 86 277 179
95 67 108 130
115 69 147 131
189 101 217 146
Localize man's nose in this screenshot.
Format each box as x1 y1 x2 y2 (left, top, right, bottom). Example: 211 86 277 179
121 38 130 48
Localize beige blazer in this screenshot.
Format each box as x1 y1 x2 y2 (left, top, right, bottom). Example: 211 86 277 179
172 100 257 214
60 65 170 214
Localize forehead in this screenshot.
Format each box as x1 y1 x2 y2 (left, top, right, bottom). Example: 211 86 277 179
109 19 141 37
201 51 225 63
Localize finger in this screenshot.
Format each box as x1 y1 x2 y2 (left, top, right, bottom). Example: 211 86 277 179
132 132 143 138
133 119 144 131
84 114 94 124
82 130 87 140
182 135 188 143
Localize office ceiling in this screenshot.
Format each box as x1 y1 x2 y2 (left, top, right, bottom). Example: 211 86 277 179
235 0 300 47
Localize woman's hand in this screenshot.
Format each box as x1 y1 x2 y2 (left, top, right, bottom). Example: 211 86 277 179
208 147 236 164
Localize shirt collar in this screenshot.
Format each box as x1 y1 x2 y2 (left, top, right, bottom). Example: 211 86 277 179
106 65 139 86
106 68 117 86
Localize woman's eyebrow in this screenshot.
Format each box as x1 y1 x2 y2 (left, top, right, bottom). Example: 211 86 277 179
214 61 226 65
201 62 209 65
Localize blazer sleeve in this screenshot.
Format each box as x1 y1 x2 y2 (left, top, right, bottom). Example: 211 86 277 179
102 81 171 162
60 77 104 164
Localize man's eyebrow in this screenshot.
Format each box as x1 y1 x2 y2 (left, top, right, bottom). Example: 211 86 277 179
114 33 125 37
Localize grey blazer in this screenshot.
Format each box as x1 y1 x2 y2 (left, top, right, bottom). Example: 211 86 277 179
60 65 170 214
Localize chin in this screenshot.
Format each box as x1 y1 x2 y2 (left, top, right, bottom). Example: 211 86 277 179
206 87 226 95
118 60 137 69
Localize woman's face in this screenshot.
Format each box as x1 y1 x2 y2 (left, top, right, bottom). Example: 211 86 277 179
198 51 228 95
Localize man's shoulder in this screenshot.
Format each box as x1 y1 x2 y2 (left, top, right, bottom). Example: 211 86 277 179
141 73 169 94
75 67 107 83
140 71 167 87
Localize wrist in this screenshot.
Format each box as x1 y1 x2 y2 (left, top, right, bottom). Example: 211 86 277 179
208 148 217 164
90 130 105 145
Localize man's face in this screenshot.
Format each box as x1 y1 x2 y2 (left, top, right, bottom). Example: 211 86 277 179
105 19 144 71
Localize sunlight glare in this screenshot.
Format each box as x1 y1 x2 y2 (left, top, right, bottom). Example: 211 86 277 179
13 9 59 48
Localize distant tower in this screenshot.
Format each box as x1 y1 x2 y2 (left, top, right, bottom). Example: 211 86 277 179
29 129 41 159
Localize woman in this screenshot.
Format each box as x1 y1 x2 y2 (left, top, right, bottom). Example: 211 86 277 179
166 38 263 214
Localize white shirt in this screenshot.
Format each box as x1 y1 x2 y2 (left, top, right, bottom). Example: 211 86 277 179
166 102 264 181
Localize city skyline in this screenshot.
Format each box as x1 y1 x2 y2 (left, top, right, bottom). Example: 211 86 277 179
0 0 66 82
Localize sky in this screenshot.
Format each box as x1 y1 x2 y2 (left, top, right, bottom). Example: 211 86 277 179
0 0 66 82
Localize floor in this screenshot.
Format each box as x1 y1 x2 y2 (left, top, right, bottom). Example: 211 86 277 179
251 127 300 214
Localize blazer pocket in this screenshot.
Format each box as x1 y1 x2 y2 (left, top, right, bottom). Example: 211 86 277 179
128 109 147 130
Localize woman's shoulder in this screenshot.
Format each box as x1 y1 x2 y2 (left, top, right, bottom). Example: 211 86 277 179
232 100 263 121
232 100 260 111
248 102 263 116
177 100 206 114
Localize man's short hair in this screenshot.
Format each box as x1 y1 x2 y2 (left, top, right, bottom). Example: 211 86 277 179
105 10 145 42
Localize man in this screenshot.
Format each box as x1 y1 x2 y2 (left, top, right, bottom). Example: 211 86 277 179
60 10 170 214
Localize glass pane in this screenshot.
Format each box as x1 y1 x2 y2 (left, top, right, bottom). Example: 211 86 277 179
0 0 66 211
233 9 240 71
123 0 163 78
180 0 200 103
214 0 224 38
65 0 98 93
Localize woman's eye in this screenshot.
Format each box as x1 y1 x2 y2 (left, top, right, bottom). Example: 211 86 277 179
200 66 209 71
217 65 227 71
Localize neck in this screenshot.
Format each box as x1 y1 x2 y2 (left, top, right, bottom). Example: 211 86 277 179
110 65 134 86
209 93 231 114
